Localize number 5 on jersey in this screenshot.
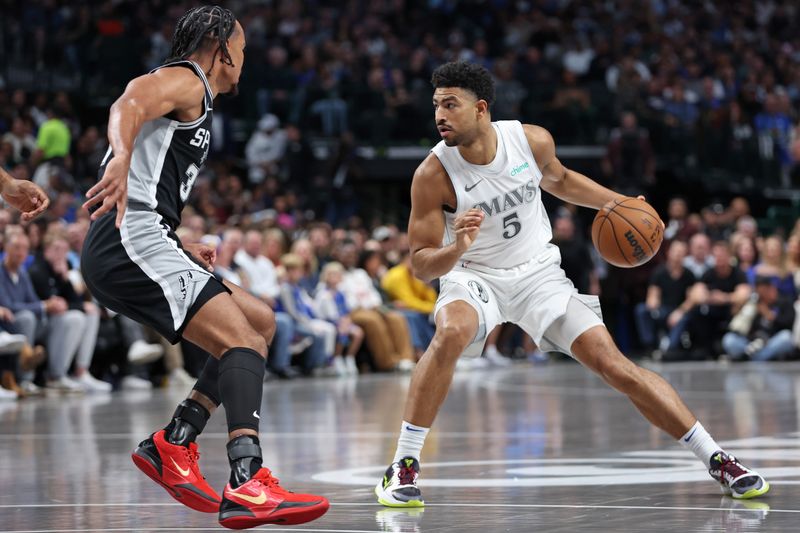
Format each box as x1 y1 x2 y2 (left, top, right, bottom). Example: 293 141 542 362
503 212 521 239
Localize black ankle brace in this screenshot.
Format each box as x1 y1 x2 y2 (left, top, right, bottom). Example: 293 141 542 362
165 399 210 447
227 434 263 488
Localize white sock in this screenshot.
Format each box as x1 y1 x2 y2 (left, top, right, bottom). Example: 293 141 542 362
679 421 722 466
485 344 500 358
393 421 429 463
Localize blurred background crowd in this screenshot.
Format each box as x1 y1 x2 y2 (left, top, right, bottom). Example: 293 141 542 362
1 0 800 400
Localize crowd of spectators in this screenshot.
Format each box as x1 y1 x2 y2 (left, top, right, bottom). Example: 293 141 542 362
2 175 800 403
3 1 800 185
1 2 800 402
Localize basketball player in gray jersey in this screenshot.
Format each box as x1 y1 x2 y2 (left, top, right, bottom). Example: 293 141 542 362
376 62 768 507
81 6 327 529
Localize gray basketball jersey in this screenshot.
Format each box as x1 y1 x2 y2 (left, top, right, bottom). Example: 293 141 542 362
97 60 213 229
431 120 552 269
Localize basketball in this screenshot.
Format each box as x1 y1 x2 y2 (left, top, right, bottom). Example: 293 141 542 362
591 197 664 268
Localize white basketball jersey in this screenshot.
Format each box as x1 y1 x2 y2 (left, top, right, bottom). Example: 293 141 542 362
431 120 552 269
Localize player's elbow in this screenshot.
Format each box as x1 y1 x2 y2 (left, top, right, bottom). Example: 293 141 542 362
412 267 434 284
410 253 434 283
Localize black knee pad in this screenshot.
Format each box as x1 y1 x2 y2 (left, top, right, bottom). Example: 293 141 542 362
218 347 265 433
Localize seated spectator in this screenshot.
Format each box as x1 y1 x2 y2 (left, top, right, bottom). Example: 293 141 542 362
380 250 436 360
0 233 85 392
314 262 365 376
723 276 796 361
663 197 696 242
263 228 287 267
731 215 759 245
309 223 335 266
1 117 37 166
0 312 32 400
29 230 109 392
688 241 751 355
232 229 298 379
634 240 697 356
215 228 247 286
290 238 320 295
235 230 279 300
245 113 287 184
279 254 331 375
700 203 730 242
747 235 796 299
683 233 714 279
338 242 415 371
733 235 759 274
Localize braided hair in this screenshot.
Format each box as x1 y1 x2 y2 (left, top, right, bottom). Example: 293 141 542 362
166 5 237 71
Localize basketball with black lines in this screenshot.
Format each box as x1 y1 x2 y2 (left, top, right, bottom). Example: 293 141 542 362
591 197 664 268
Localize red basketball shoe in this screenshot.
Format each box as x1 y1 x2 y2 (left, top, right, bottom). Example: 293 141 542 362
131 430 221 513
218 467 329 529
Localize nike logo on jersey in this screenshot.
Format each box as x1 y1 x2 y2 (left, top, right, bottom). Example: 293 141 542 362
171 457 191 477
465 179 484 192
253 410 260 419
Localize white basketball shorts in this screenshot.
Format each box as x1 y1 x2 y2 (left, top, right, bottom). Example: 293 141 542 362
435 244 604 357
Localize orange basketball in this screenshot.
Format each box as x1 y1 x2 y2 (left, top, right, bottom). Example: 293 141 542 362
591 197 664 268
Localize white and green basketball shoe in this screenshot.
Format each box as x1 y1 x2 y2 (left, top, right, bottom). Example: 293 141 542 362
375 457 424 507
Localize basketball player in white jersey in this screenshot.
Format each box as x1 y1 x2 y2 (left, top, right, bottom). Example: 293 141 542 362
375 61 768 506
81 6 327 529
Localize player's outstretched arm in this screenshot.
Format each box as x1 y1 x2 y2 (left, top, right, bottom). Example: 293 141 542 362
83 68 207 227
408 155 483 283
0 167 49 221
526 124 620 211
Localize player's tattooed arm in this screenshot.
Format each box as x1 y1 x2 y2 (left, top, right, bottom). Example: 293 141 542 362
84 68 207 227
525 124 619 211
408 155 481 282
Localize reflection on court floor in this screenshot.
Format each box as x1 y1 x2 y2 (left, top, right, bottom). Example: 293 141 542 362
0 360 798 532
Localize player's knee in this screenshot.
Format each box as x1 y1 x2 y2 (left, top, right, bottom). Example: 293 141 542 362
242 302 275 345
435 321 476 351
233 326 267 357
260 307 277 345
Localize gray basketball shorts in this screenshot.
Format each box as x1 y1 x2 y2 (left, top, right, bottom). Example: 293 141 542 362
82 208 230 344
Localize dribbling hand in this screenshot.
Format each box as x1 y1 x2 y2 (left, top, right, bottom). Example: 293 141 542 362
454 208 484 253
635 195 666 230
83 157 130 228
